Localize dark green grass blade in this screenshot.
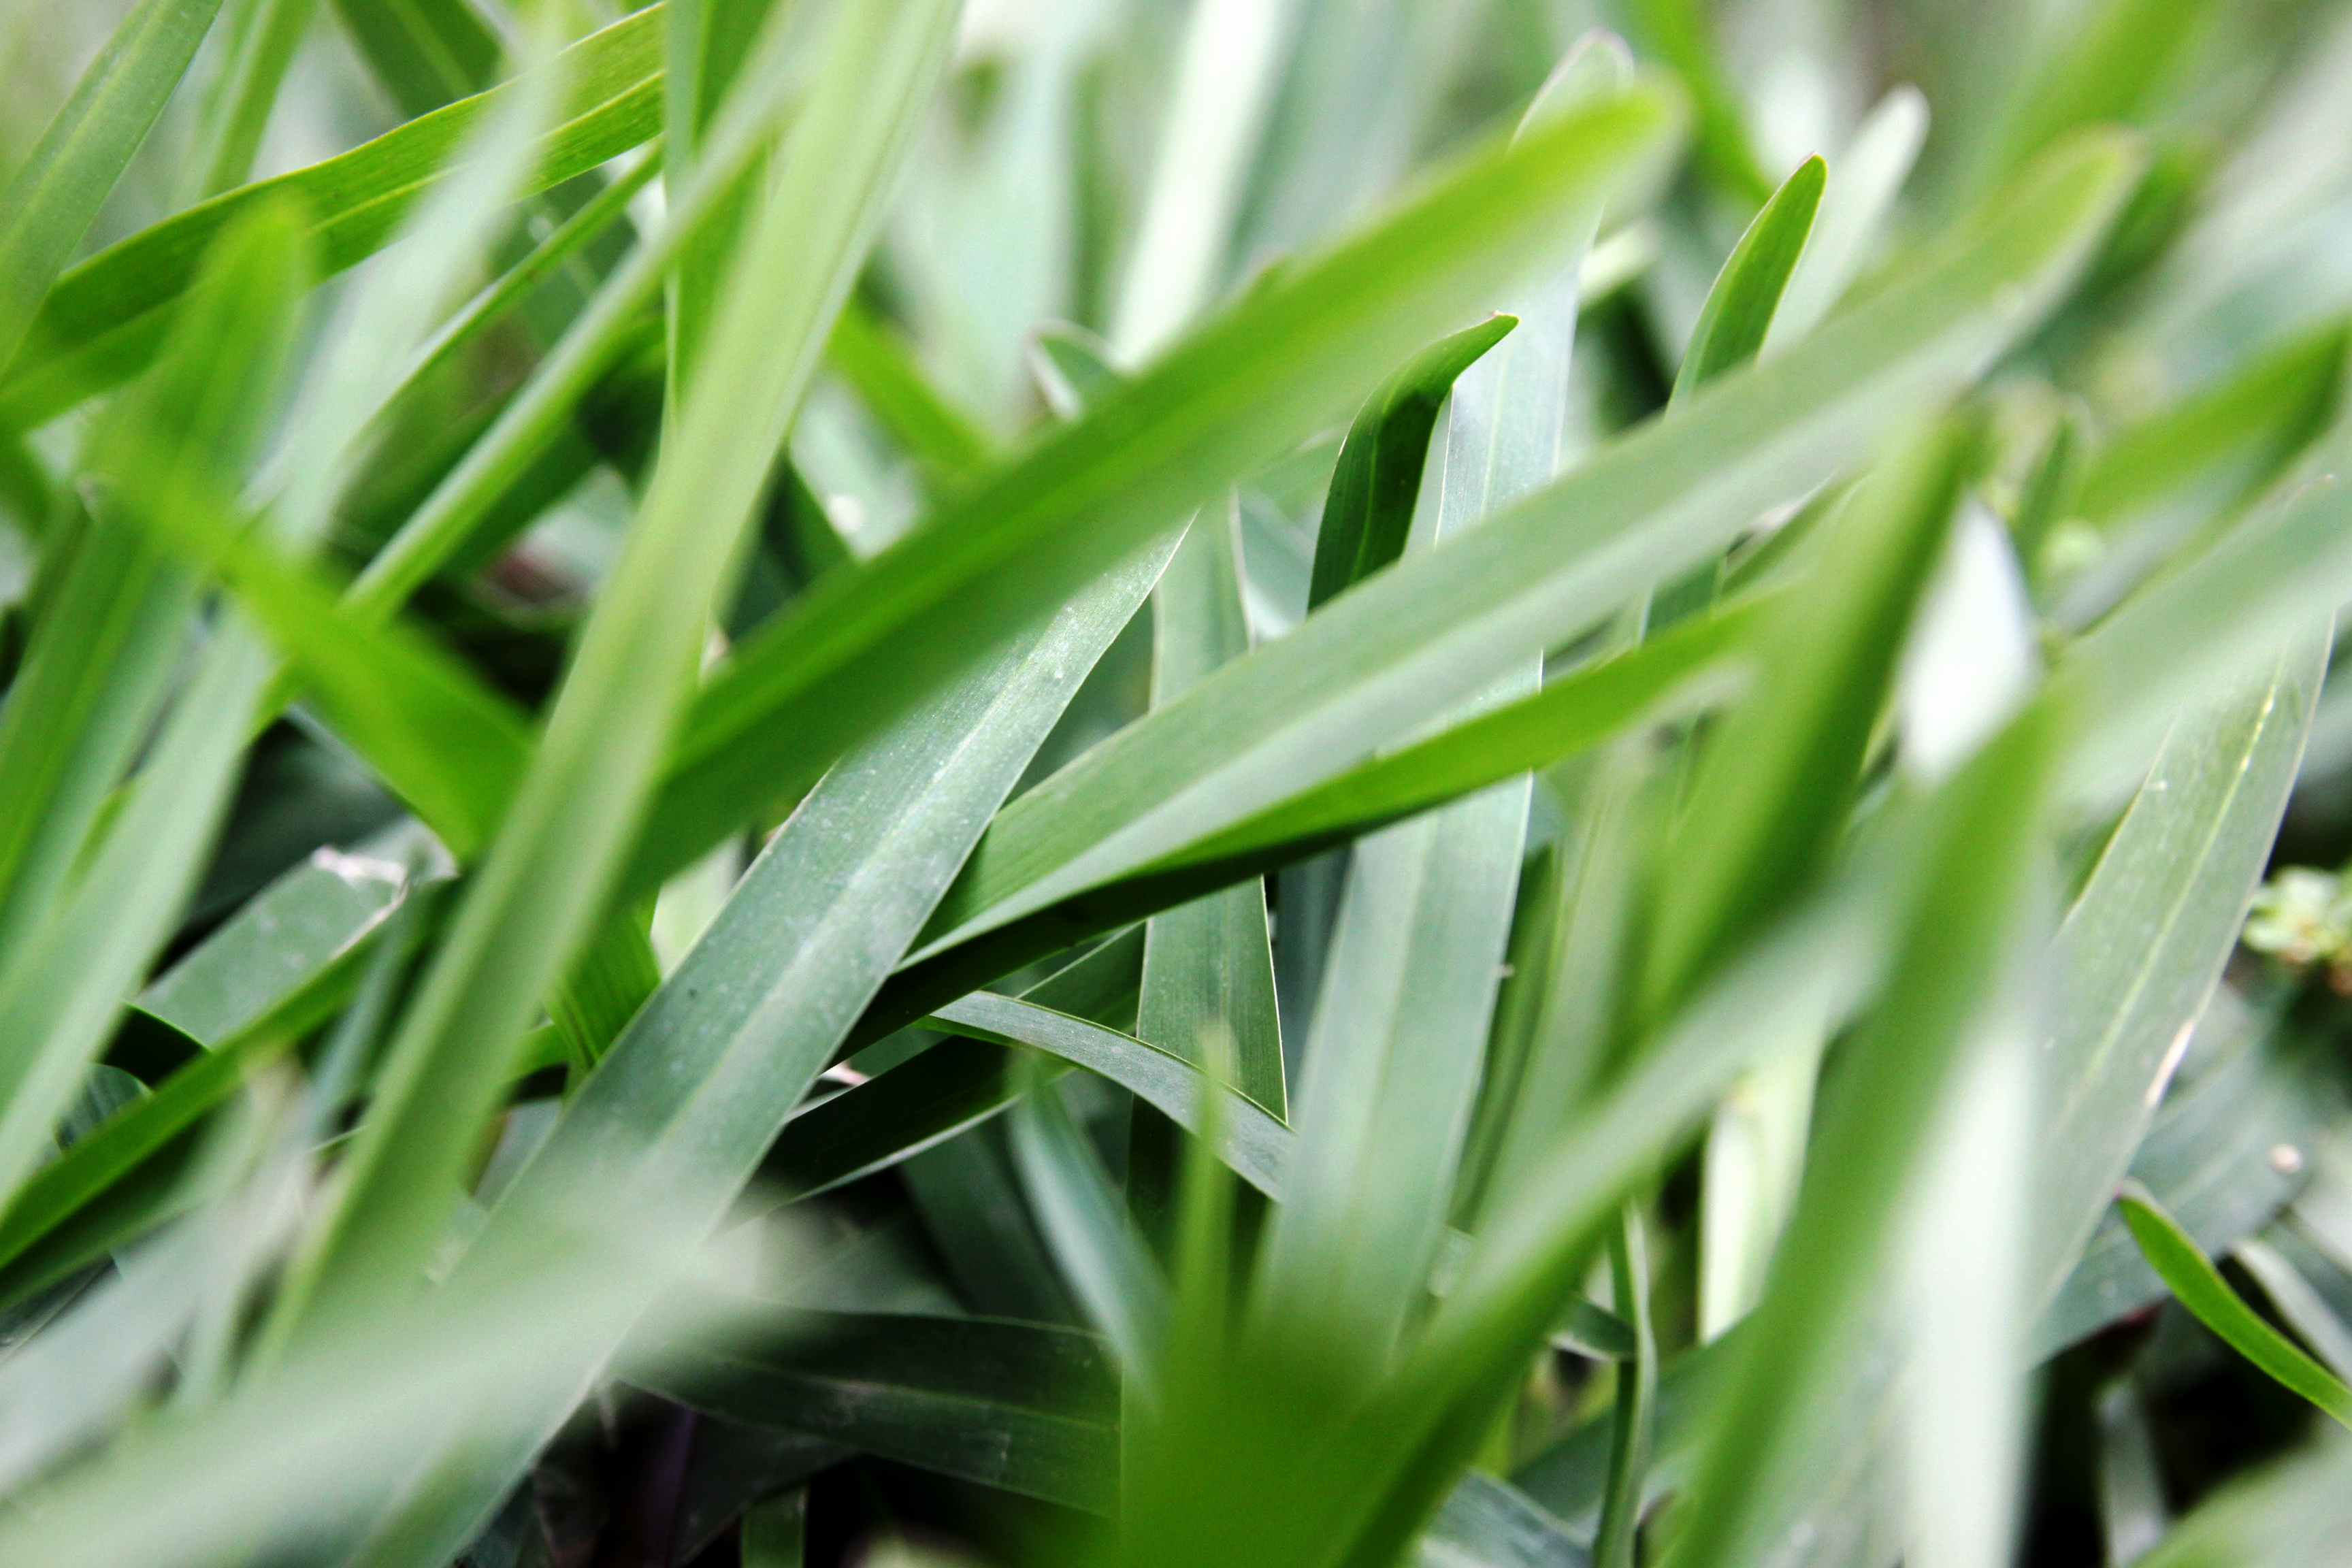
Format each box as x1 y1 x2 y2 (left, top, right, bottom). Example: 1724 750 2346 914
1305 316 1515 612
636 1309 1118 1512
2119 1181 2352 1427
0 7 664 427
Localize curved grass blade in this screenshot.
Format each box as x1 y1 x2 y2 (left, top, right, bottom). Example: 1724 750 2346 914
1667 154 1825 405
2119 1181 2352 1427
0 6 664 428
184 0 318 199
1305 316 1516 612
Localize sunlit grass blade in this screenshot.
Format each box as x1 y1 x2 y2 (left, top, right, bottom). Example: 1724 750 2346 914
2119 1182 2352 1428
1763 86 1929 354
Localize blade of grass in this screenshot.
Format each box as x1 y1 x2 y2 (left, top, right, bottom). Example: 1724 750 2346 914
286 0 964 1332
0 0 229 374
1304 316 1515 613
890 133 2136 973
1763 86 1929 354
637 1307 1120 1512
1667 154 1825 406
627 84 1691 890
0 6 664 427
183 0 319 199
2119 1181 2352 1427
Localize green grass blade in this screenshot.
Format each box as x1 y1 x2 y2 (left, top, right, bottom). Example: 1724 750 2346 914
932 992 1291 1196
0 854 410 1298
0 7 664 428
859 593 1762 1047
628 84 1689 891
2030 641 2323 1320
1652 717 2053 1568
1592 1207 1658 1568
1009 1060 1171 1392
1667 154 1825 405
1641 416 1973 1019
903 134 2135 973
2074 318 2349 528
290 0 964 1328
330 0 502 116
1626 0 1771 204
1763 86 1929 354
827 297 995 489
2119 1182 2352 1427
184 0 318 199
1139 504 1285 1101
0 0 228 374
638 1308 1119 1512
327 516 1169 1568
1305 317 1516 613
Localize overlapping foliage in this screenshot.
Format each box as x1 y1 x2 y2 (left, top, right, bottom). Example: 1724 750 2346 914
5 1 2352 1565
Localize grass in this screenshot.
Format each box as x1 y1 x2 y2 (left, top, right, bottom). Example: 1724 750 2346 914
2 1 2352 1565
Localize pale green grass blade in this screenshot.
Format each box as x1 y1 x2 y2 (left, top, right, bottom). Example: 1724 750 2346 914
630 86 1690 891
1656 711 2055 1568
1109 0 1304 357
1140 498 1284 1107
0 0 227 374
2136 1441 2352 1568
638 1307 1119 1512
828 297 994 489
2120 1182 2352 1427
0 7 663 427
1763 86 1929 354
2029 641 2324 1318
1251 37 1622 1369
183 0 319 199
906 134 2134 975
932 992 1291 1196
2052 450 2352 796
